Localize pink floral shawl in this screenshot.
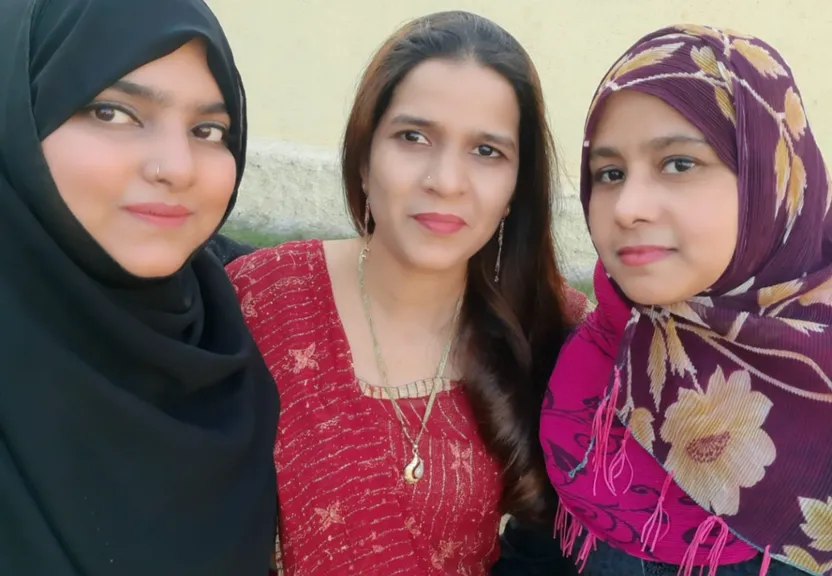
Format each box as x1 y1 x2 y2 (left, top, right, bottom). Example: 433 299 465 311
542 24 832 576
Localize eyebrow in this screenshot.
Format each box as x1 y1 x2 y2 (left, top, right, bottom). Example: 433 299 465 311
108 79 227 115
389 113 518 152
589 134 709 159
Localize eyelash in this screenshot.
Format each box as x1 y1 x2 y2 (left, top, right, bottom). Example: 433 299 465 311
81 102 230 144
593 156 699 183
396 130 504 159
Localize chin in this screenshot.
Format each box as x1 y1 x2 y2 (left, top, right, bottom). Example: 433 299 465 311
402 244 468 274
615 279 687 308
113 253 190 279
410 257 462 274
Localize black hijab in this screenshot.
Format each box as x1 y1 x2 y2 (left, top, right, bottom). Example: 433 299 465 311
0 1 279 574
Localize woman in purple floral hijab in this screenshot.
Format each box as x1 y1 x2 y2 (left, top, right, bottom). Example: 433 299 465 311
541 24 832 576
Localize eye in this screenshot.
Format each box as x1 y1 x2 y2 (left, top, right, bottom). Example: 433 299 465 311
662 157 697 174
86 103 138 125
192 123 228 143
473 144 503 158
594 167 625 184
398 130 429 145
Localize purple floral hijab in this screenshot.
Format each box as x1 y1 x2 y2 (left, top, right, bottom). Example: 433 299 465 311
579 25 832 574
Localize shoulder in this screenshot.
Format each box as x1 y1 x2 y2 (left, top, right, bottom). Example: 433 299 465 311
546 304 617 404
204 234 256 265
563 283 595 325
225 239 332 347
225 239 323 298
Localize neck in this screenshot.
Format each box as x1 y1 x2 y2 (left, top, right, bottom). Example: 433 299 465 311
361 236 466 330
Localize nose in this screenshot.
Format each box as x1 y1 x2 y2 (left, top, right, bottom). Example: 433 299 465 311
148 125 196 190
613 167 661 228
427 145 468 197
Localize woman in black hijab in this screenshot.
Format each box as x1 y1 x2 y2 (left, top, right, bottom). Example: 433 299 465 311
0 0 279 574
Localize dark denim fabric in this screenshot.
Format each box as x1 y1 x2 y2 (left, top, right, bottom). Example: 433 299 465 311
491 517 579 576
493 519 806 576
584 540 803 576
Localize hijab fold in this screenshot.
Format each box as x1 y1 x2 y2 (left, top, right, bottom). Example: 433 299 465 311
0 0 278 574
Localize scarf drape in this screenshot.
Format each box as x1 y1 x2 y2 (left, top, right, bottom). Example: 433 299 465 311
0 1 278 574
570 25 832 575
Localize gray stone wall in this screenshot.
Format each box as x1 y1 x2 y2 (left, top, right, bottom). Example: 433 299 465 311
229 138 597 279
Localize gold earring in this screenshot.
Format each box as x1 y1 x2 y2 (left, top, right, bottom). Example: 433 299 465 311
363 197 371 235
494 217 505 283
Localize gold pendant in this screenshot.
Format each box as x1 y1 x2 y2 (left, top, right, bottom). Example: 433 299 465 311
403 453 424 484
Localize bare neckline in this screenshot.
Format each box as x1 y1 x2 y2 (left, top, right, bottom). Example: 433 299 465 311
313 238 460 400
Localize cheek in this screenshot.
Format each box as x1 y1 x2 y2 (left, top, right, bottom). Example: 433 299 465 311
587 192 612 245
194 151 236 227
41 128 135 225
367 142 423 210
472 165 515 224
703 209 738 258
683 182 739 268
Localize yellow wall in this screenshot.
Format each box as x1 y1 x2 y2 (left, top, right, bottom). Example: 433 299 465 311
207 0 830 183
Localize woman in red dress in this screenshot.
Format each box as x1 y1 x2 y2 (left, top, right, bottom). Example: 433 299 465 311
227 11 590 575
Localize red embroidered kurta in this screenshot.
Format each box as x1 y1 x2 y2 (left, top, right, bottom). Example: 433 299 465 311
226 240 505 575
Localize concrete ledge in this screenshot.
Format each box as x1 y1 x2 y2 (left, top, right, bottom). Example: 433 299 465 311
229 138 596 279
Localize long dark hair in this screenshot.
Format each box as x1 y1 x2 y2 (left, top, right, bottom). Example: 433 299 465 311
341 10 570 525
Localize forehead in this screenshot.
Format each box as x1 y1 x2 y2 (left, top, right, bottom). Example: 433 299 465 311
117 40 224 104
385 59 519 134
592 90 702 144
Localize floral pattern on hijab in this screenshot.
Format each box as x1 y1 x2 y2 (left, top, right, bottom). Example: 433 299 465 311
576 24 832 575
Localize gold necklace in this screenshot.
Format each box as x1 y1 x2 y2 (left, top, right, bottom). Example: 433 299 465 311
357 240 463 484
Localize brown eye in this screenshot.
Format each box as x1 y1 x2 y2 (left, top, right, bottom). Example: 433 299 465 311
192 124 227 142
398 130 428 144
663 157 697 174
474 144 501 158
95 108 114 121
88 105 135 125
595 168 625 184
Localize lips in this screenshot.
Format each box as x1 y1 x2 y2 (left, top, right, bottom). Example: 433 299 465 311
617 245 675 266
125 203 192 217
412 212 467 235
123 203 193 228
